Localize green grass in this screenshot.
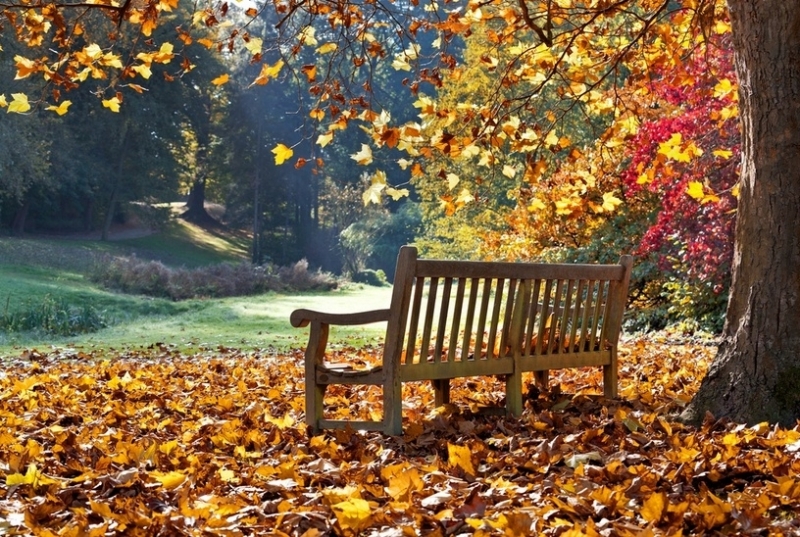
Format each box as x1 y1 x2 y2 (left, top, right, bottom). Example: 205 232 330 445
0 221 389 357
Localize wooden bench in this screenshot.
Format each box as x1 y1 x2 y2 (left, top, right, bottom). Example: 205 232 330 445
291 246 632 435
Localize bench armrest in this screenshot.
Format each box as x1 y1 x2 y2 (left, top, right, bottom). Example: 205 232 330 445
290 308 391 328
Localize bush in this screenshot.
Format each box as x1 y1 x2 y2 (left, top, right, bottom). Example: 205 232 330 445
0 295 107 336
351 269 389 287
90 255 339 300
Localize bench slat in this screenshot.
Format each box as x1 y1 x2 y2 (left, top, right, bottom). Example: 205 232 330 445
416 259 626 280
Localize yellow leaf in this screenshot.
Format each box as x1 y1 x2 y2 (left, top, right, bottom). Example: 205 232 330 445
446 173 460 190
731 183 740 198
640 491 666 523
502 165 517 178
712 148 733 159
198 38 215 49
244 37 262 56
331 498 372 531
601 192 623 212
211 73 229 86
46 100 72 116
350 144 373 165
382 464 423 501
362 171 386 205
309 108 324 121
317 42 338 54
218 468 237 482
447 443 475 475
316 132 333 147
252 59 284 86
102 97 121 112
545 131 560 147
150 470 186 490
8 93 31 114
456 188 475 205
714 78 735 99
686 181 705 201
385 187 409 201
132 64 152 79
272 143 294 165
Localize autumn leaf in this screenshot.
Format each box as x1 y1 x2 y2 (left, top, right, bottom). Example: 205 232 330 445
271 143 294 165
102 96 121 112
243 37 262 56
362 170 386 205
7 93 31 114
332 498 372 531
46 100 72 116
317 42 338 54
317 132 334 147
14 55 37 79
252 59 284 86
447 443 475 475
211 73 229 86
150 470 187 490
350 144 373 165
640 491 666 523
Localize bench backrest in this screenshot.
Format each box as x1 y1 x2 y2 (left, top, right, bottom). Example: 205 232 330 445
383 246 632 381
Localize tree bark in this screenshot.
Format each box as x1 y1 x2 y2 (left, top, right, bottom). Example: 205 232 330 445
682 1 800 426
11 201 29 237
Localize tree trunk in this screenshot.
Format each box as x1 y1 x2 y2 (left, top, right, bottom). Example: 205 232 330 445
11 201 29 237
682 1 800 426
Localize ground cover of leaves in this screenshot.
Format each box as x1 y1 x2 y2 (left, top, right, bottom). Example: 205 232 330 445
1 339 799 536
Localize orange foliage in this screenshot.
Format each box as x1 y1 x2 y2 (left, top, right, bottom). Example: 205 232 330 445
0 341 799 535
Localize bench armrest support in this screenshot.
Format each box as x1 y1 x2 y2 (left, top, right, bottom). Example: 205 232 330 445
290 308 391 328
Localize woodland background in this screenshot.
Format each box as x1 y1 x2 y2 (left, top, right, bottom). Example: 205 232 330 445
1 0 737 336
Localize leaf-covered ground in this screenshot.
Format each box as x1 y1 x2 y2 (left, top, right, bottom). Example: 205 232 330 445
1 340 799 536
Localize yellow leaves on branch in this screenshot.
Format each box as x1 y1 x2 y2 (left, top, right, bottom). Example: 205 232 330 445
272 143 294 165
658 132 703 163
362 170 409 205
686 181 720 204
7 93 31 114
252 59 284 86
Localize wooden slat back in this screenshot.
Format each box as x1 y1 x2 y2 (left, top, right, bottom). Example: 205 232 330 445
394 252 632 369
514 276 616 357
400 274 518 366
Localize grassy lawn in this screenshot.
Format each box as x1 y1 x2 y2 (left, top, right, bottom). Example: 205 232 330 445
0 220 390 357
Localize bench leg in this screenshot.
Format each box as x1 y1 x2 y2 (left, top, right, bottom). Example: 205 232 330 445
534 370 549 390
506 371 523 416
603 363 618 399
384 378 403 435
433 379 450 407
306 382 326 434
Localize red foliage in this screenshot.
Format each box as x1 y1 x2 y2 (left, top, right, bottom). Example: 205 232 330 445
621 40 740 292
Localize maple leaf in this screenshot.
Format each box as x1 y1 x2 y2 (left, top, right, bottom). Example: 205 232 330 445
385 187 409 200
132 64 153 79
252 59 284 86
448 443 476 475
7 93 31 114
271 143 294 165
316 132 334 147
332 498 372 531
211 73 229 86
46 100 72 116
243 37 262 56
601 192 623 212
14 55 37 79
102 96 121 112
350 144 373 165
0 95 7 108
362 170 386 205
317 43 338 54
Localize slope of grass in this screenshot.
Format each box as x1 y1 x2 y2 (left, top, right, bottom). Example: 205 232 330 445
0 218 389 357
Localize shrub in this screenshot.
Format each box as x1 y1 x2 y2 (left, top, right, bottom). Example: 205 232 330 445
352 269 389 287
90 255 339 300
